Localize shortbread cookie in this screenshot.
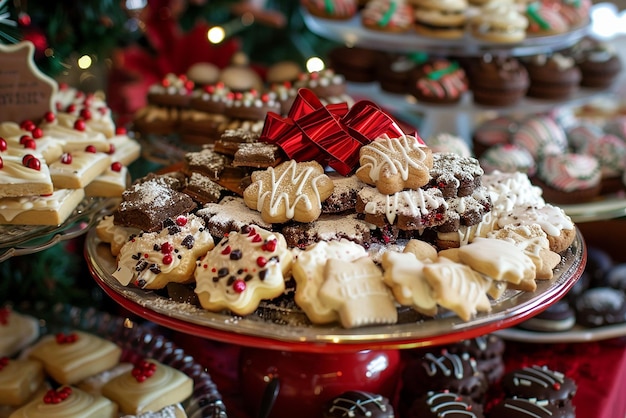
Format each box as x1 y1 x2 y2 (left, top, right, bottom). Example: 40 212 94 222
0 188 85 225
28 331 122 385
102 359 193 416
0 122 64 163
243 160 334 224
402 239 438 262
422 258 492 321
427 152 484 198
40 119 111 153
318 257 398 328
281 213 372 249
292 239 369 324
0 154 53 198
96 215 141 256
84 161 129 197
8 386 118 418
0 358 45 406
380 251 438 316
355 185 448 230
487 223 560 280
113 214 215 289
195 196 272 237
108 132 142 166
356 134 433 195
0 307 40 357
114 174 197 232
194 225 293 316
49 149 111 189
456 237 536 285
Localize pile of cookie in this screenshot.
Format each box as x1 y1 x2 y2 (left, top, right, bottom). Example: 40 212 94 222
0 84 141 226
97 93 577 328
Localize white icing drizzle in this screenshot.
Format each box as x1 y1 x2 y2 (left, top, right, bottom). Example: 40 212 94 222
358 134 430 182
423 352 473 380
359 186 447 225
512 365 564 389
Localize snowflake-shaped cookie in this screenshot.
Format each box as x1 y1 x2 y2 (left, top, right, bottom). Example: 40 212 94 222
243 160 334 223
356 134 432 195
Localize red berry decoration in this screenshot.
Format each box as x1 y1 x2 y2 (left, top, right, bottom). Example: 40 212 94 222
108 144 116 154
132 360 157 382
162 254 173 265
85 145 97 153
221 245 232 255
44 111 55 123
20 120 35 131
55 332 78 344
262 239 277 252
74 119 86 131
31 127 43 139
43 387 72 404
61 153 72 164
115 126 127 135
233 279 246 293
66 104 76 113
0 156 3 169
256 256 267 267
22 154 41 170
80 108 92 120
111 162 122 172
175 215 187 226
0 138 7 151
160 242 173 254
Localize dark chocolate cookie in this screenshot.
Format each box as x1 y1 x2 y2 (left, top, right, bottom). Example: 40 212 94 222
323 391 394 418
501 365 577 407
574 287 626 327
408 390 484 418
488 397 575 418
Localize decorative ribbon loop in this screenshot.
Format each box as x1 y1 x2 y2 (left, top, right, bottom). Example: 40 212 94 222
260 88 409 176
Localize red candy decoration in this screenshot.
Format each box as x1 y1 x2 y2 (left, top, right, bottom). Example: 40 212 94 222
251 234 262 243
260 88 409 176
55 332 78 344
160 242 173 254
111 162 122 172
61 153 72 164
74 119 86 131
262 239 277 252
233 279 246 293
0 156 3 169
22 154 41 170
80 108 92 120
43 387 72 404
176 215 187 226
31 127 43 138
44 111 55 123
85 145 97 153
256 257 267 267
115 126 127 135
0 307 9 325
162 254 173 265
221 246 232 255
0 138 6 151
132 360 157 382
20 120 35 131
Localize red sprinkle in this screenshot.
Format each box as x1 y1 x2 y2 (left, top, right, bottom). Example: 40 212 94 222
162 254 173 265
115 126 127 135
161 242 173 254
111 161 122 172
221 246 231 255
176 215 187 226
262 239 277 252
31 127 43 138
256 257 267 267
252 234 262 243
61 153 72 164
233 279 246 293
74 119 86 131
43 387 72 404
55 332 78 344
132 360 157 382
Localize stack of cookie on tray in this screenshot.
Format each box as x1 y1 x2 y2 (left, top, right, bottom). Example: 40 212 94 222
0 84 141 226
98 87 577 329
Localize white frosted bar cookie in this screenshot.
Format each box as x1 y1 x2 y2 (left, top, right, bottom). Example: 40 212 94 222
0 188 85 225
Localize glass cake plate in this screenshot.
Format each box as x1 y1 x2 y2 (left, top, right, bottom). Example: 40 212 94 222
558 193 626 223
8 301 227 418
85 227 586 353
0 196 119 263
494 322 626 343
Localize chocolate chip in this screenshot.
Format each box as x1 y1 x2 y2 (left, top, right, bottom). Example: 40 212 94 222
230 249 242 260
181 234 195 249
217 267 229 277
259 269 267 281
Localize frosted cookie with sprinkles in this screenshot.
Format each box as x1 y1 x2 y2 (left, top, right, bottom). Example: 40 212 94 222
281 213 373 249
194 225 293 316
113 214 215 289
196 196 272 237
356 133 432 195
323 391 394 418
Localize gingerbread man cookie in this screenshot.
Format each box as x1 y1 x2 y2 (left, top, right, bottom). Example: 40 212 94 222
194 225 293 316
243 160 334 223
356 133 432 195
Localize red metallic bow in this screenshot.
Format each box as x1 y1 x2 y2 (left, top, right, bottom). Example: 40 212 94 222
260 88 409 176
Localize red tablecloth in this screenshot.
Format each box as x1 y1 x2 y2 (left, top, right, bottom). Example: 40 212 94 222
172 332 626 418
